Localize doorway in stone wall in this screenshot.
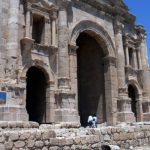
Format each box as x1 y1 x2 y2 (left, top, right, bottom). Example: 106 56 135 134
76 32 106 126
128 84 137 121
26 66 48 124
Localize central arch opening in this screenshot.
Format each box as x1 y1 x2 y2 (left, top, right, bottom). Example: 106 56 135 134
76 32 106 126
128 85 137 121
26 66 47 123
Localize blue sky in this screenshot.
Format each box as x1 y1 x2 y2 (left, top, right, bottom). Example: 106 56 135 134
124 0 150 64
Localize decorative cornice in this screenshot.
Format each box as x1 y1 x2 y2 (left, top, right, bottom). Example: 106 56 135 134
24 0 58 14
114 17 124 34
135 25 147 41
123 34 140 50
74 0 135 23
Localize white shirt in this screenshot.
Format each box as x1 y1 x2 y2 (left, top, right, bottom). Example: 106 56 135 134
88 115 93 122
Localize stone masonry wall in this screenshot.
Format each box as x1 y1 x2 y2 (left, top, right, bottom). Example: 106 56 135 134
0 122 150 149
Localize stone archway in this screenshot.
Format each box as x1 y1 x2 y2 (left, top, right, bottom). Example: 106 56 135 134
76 32 106 126
70 21 118 126
127 81 143 122
26 66 49 123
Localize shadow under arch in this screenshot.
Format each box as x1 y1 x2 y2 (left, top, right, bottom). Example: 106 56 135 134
70 20 116 57
26 66 50 124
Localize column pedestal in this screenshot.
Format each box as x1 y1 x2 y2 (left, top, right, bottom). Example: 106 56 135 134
117 97 135 122
142 100 150 121
54 91 79 123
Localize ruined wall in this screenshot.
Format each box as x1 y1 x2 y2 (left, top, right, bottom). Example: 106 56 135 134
0 122 150 149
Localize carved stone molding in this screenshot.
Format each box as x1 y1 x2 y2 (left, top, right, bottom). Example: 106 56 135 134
114 17 124 34
50 9 58 20
135 25 147 41
56 0 71 10
68 44 79 55
78 0 135 23
103 56 117 67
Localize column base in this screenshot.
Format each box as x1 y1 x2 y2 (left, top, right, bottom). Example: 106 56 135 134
117 96 136 122
55 109 80 123
142 100 150 121
58 77 70 90
0 83 28 121
143 113 150 121
0 106 28 121
117 112 135 122
54 91 80 123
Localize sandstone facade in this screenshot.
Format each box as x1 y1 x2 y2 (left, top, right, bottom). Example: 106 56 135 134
0 0 150 126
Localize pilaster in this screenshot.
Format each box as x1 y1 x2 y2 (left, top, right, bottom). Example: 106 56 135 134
51 9 57 47
25 2 32 38
57 0 70 89
114 17 127 97
103 56 118 125
54 1 79 123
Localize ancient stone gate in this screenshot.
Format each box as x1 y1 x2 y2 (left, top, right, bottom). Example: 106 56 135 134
0 0 150 126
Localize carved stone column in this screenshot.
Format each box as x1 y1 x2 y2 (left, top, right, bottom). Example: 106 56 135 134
136 94 143 121
51 10 57 47
136 25 149 69
103 56 118 125
125 43 129 66
69 44 79 109
114 18 127 96
137 48 142 69
54 1 79 124
6 0 20 77
57 0 70 89
133 48 138 69
25 3 31 38
44 17 51 46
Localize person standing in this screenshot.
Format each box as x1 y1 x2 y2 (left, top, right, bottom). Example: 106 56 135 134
92 114 97 128
87 115 93 127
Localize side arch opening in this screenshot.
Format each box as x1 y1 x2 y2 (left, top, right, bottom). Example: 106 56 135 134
128 84 137 121
26 66 49 123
